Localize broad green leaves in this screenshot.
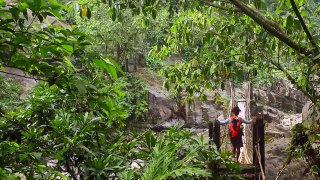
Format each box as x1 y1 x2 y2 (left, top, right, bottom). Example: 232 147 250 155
0 80 230 178
81 0 320 105
0 0 122 90
61 44 74 55
93 58 118 78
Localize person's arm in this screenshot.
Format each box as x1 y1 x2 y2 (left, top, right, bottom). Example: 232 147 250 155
241 118 252 124
219 118 230 125
241 116 257 124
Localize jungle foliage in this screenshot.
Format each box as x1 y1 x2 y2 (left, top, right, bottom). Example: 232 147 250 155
77 0 320 177
0 0 233 179
1 0 320 178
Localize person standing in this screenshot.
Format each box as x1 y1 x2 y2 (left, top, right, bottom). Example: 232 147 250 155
219 106 256 162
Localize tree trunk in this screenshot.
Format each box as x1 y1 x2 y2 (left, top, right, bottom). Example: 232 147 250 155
116 44 121 61
125 58 129 72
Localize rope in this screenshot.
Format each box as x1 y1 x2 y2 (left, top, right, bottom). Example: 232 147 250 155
255 143 266 180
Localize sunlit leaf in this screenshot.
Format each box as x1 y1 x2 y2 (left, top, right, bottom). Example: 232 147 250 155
62 44 74 55
93 59 117 78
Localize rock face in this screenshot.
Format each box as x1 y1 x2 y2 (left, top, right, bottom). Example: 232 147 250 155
146 86 224 128
265 137 313 180
146 85 174 123
254 80 308 113
302 101 320 127
145 78 308 132
137 68 224 128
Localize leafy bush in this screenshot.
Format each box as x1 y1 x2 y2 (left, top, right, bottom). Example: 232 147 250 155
0 81 235 179
146 56 164 71
116 75 148 121
125 128 234 180
0 75 23 113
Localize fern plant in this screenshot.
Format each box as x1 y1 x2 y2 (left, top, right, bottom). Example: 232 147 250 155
119 127 235 179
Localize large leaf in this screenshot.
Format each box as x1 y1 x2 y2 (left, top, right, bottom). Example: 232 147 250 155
105 56 124 76
62 56 76 71
93 59 118 78
61 44 74 55
145 130 156 150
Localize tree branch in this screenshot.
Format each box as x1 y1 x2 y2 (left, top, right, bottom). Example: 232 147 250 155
201 0 241 12
289 0 319 53
227 0 312 56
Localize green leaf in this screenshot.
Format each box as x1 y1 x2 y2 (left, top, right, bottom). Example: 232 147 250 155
74 80 86 94
112 7 117 21
98 98 114 115
33 0 43 11
105 56 124 75
145 130 156 150
87 7 92 19
62 44 74 55
164 81 169 90
19 3 29 11
286 15 294 28
118 169 135 180
0 0 6 6
50 9 62 19
79 144 94 155
40 47 48 57
48 0 69 10
151 8 157 19
315 5 320 14
62 56 76 72
93 58 111 68
105 63 117 78
33 152 42 159
107 8 113 17
9 7 20 21
93 59 117 78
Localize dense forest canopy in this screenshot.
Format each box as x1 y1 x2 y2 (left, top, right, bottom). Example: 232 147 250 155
0 0 320 179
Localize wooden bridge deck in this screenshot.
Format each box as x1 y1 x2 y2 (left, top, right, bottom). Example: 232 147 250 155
216 164 258 179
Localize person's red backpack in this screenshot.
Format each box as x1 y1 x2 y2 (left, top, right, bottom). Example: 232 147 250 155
229 116 244 138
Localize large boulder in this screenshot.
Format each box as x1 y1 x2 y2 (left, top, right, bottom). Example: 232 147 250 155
146 86 175 123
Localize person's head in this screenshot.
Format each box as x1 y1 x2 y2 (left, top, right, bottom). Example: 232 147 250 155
231 106 241 116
